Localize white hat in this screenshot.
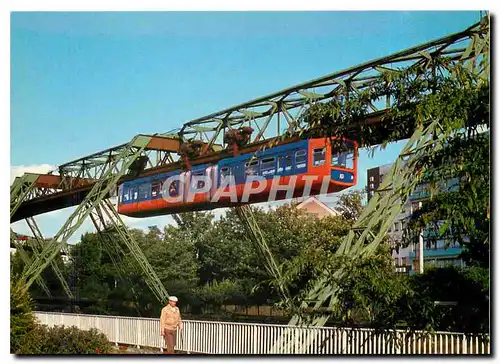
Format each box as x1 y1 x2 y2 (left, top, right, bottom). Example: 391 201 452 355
168 296 178 302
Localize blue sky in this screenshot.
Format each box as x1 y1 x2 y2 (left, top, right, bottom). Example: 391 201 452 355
10 11 481 242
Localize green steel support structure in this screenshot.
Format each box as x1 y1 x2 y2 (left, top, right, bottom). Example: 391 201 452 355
88 206 143 315
19 135 172 300
89 198 169 304
25 217 73 298
10 229 51 297
235 206 289 301
10 174 39 219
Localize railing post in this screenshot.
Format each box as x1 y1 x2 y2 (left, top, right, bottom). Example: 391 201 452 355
253 325 258 354
218 323 223 354
115 317 119 346
183 322 191 354
137 319 141 349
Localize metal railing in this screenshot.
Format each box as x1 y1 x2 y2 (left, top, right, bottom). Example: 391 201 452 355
33 311 490 355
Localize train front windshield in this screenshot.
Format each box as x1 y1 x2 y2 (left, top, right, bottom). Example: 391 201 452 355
331 141 355 169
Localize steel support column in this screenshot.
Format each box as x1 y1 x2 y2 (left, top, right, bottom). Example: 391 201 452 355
10 229 51 297
20 135 157 292
89 198 169 305
25 217 73 298
272 120 467 353
88 208 143 316
235 205 289 301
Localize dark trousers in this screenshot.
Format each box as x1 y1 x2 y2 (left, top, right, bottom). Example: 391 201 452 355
164 329 177 353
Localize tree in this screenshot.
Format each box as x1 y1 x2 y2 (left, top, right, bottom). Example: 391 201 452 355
10 277 37 353
335 189 365 222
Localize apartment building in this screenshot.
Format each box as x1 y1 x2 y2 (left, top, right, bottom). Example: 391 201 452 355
366 164 464 274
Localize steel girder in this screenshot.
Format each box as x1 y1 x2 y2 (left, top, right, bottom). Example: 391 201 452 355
10 174 39 219
270 19 490 354
25 217 73 298
89 198 169 305
19 135 172 293
88 209 143 316
56 134 183 182
178 20 487 151
268 120 465 353
235 206 289 300
10 229 51 297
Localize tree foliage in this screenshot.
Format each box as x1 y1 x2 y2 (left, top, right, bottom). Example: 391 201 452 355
10 277 37 353
19 325 112 354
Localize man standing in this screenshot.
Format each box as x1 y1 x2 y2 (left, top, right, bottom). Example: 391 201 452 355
160 296 183 354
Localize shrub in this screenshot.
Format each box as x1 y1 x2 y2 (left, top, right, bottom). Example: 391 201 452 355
10 279 37 353
18 325 113 354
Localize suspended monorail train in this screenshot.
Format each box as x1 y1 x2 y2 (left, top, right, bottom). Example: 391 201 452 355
117 137 358 217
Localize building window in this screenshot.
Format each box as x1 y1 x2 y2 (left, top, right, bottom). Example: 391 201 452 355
402 257 407 266
369 176 374 182
370 183 374 189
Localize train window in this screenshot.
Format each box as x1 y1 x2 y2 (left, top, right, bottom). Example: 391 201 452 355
131 186 138 201
220 167 232 183
313 148 326 166
122 187 130 202
168 180 179 197
332 142 354 169
261 157 276 176
245 159 259 176
332 151 354 169
151 182 161 198
139 184 149 199
295 150 307 169
192 171 205 190
278 154 293 173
